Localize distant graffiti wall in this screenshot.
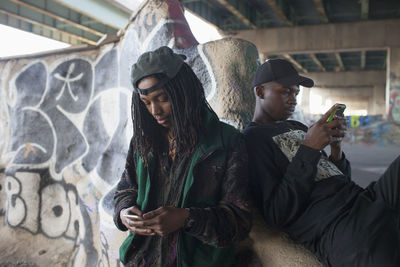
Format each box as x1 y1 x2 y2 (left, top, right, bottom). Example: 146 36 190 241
0 0 259 266
344 115 400 146
345 115 383 128
345 121 400 146
389 72 400 123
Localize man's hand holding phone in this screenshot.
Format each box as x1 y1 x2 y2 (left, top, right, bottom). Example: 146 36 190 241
120 206 189 237
326 104 346 122
303 104 347 151
327 104 347 162
120 206 155 236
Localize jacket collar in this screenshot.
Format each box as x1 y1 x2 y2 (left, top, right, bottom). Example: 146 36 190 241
197 107 225 154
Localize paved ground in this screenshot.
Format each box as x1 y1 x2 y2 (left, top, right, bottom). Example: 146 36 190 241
338 142 400 188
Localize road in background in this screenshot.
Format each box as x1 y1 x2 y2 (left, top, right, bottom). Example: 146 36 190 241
340 142 400 188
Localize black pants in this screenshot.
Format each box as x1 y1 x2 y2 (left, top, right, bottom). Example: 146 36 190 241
371 154 400 211
329 155 400 267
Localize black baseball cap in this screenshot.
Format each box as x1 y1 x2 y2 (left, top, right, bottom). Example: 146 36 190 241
131 46 187 95
251 58 314 88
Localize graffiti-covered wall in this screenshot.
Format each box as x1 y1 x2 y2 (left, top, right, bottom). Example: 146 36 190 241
388 47 400 124
0 0 260 266
389 72 400 123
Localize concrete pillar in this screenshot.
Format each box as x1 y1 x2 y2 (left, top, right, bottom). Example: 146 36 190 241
387 46 400 122
371 85 386 115
259 52 267 63
300 86 310 114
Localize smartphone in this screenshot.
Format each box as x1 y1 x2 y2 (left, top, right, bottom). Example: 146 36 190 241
326 104 346 122
123 214 142 220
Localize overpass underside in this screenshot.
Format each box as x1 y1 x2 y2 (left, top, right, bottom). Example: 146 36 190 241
230 19 400 118
182 0 400 121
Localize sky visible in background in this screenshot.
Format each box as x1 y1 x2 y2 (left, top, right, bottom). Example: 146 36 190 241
0 24 70 57
0 10 221 58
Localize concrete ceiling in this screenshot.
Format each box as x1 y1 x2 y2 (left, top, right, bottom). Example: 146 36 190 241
183 0 400 30
183 0 399 73
0 0 397 73
0 0 132 46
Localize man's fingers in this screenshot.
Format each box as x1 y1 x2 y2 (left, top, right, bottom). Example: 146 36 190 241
143 207 164 220
326 119 340 128
331 137 343 143
333 130 346 138
326 117 347 130
126 220 155 236
130 219 153 228
131 226 155 236
319 104 339 123
127 206 144 217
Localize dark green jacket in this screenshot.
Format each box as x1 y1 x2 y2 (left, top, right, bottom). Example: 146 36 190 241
114 110 251 266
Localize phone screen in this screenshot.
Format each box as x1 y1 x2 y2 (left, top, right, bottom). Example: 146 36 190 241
326 104 346 122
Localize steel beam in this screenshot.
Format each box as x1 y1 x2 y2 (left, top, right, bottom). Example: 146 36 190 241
264 0 292 26
335 52 345 71
361 50 366 69
283 54 308 73
310 53 326 71
313 0 328 22
216 0 256 29
0 9 97 45
360 0 369 20
182 0 221 30
11 0 106 37
53 0 127 29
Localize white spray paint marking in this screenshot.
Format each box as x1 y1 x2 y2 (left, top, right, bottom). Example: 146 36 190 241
54 63 84 101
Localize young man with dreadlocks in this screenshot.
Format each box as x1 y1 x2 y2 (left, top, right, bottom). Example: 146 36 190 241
113 46 252 267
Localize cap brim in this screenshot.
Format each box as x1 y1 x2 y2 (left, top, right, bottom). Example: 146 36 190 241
276 75 314 88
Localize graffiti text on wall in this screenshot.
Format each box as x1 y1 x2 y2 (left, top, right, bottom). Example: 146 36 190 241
345 115 383 128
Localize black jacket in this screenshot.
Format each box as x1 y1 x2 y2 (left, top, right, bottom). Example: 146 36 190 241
243 120 363 265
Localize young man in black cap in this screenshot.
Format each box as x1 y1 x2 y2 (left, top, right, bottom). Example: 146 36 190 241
243 58 400 267
113 46 251 267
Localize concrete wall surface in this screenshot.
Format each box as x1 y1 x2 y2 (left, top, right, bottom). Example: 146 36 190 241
0 0 325 266
305 71 386 88
0 0 280 266
233 19 400 55
302 71 386 115
3 0 400 266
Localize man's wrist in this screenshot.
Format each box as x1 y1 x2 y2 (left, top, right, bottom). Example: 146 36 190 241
330 146 342 162
183 208 195 231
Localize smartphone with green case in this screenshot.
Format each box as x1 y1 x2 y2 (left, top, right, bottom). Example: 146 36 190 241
326 104 346 122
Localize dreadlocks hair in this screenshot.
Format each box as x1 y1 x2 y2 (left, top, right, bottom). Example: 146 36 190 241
131 62 214 163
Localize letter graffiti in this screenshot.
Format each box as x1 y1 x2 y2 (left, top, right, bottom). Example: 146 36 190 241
0 0 256 265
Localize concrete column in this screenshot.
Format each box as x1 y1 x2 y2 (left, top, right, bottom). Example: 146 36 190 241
371 85 385 115
259 52 267 63
387 46 400 122
300 86 310 114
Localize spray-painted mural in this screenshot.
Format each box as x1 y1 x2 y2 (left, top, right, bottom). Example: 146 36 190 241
341 115 400 146
345 121 400 146
345 115 383 128
0 0 259 266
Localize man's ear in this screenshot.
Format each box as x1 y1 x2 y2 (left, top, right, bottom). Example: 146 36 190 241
255 86 264 99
